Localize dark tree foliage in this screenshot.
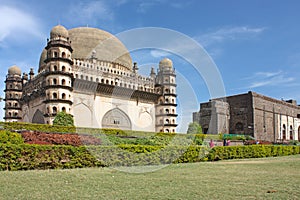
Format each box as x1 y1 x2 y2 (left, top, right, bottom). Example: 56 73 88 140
53 112 74 127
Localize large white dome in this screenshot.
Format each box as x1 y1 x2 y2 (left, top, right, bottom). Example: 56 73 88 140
39 26 133 71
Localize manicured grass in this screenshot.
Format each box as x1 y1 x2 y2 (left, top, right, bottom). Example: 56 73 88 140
0 155 299 199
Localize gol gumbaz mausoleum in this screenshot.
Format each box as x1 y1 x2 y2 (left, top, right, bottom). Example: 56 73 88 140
4 25 178 133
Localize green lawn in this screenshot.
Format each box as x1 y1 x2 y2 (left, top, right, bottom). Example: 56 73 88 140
0 155 299 200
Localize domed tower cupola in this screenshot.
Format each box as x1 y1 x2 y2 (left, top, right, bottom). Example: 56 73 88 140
43 25 74 124
50 25 69 39
4 65 23 122
155 58 177 133
159 58 173 71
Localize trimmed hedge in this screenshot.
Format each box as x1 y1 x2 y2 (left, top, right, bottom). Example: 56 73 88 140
0 144 103 170
0 130 24 144
1 143 299 170
208 145 300 161
0 144 209 170
0 122 76 134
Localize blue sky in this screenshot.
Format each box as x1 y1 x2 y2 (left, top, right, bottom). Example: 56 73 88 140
0 0 300 132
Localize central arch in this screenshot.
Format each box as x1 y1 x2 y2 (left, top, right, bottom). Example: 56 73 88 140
32 109 45 124
102 108 132 130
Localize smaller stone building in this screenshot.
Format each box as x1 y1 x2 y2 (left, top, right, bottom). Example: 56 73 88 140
193 91 300 142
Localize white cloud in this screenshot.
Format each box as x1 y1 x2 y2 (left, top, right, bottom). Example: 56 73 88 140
244 70 295 89
195 26 266 47
137 0 189 13
0 6 44 43
150 49 171 58
68 1 114 25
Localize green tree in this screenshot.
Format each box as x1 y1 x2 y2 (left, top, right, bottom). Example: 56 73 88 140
53 112 74 126
187 122 202 134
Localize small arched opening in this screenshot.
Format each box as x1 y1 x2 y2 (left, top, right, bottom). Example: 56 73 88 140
290 125 293 140
282 124 286 140
52 106 57 114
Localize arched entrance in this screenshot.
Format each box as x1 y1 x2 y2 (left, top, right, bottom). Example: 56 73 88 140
102 108 132 130
298 126 300 142
282 124 286 140
32 109 45 124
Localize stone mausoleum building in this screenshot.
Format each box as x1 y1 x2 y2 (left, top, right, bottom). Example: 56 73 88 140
4 25 178 133
193 91 300 142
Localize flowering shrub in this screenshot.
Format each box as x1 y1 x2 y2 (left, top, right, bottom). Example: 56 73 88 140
21 131 101 146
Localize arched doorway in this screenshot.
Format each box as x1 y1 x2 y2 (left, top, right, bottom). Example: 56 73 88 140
298 126 300 142
102 108 131 130
282 124 286 140
290 125 293 140
32 109 45 124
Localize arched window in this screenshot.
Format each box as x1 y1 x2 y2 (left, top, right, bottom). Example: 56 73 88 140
15 103 18 107
61 79 66 85
172 119 175 124
47 107 49 113
62 66 66 72
235 122 244 131
166 109 169 114
62 93 66 100
14 112 18 117
8 112 11 117
86 76 88 80
53 79 57 85
298 126 300 142
90 77 93 81
62 52 66 58
96 78 99 82
106 80 109 84
54 65 58 71
111 81 114 85
62 107 66 112
53 92 57 99
81 75 84 79
282 124 286 140
165 98 169 103
290 125 293 140
53 106 57 114
166 129 170 133
75 74 79 78
101 79 104 83
172 109 175 114
166 119 170 124
8 102 11 107
54 52 58 58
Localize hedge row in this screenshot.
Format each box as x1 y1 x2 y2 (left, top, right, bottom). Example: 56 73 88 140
0 144 299 170
0 122 221 140
208 145 300 161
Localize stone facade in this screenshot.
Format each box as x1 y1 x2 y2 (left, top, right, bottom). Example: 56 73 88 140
4 25 178 133
193 91 300 142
